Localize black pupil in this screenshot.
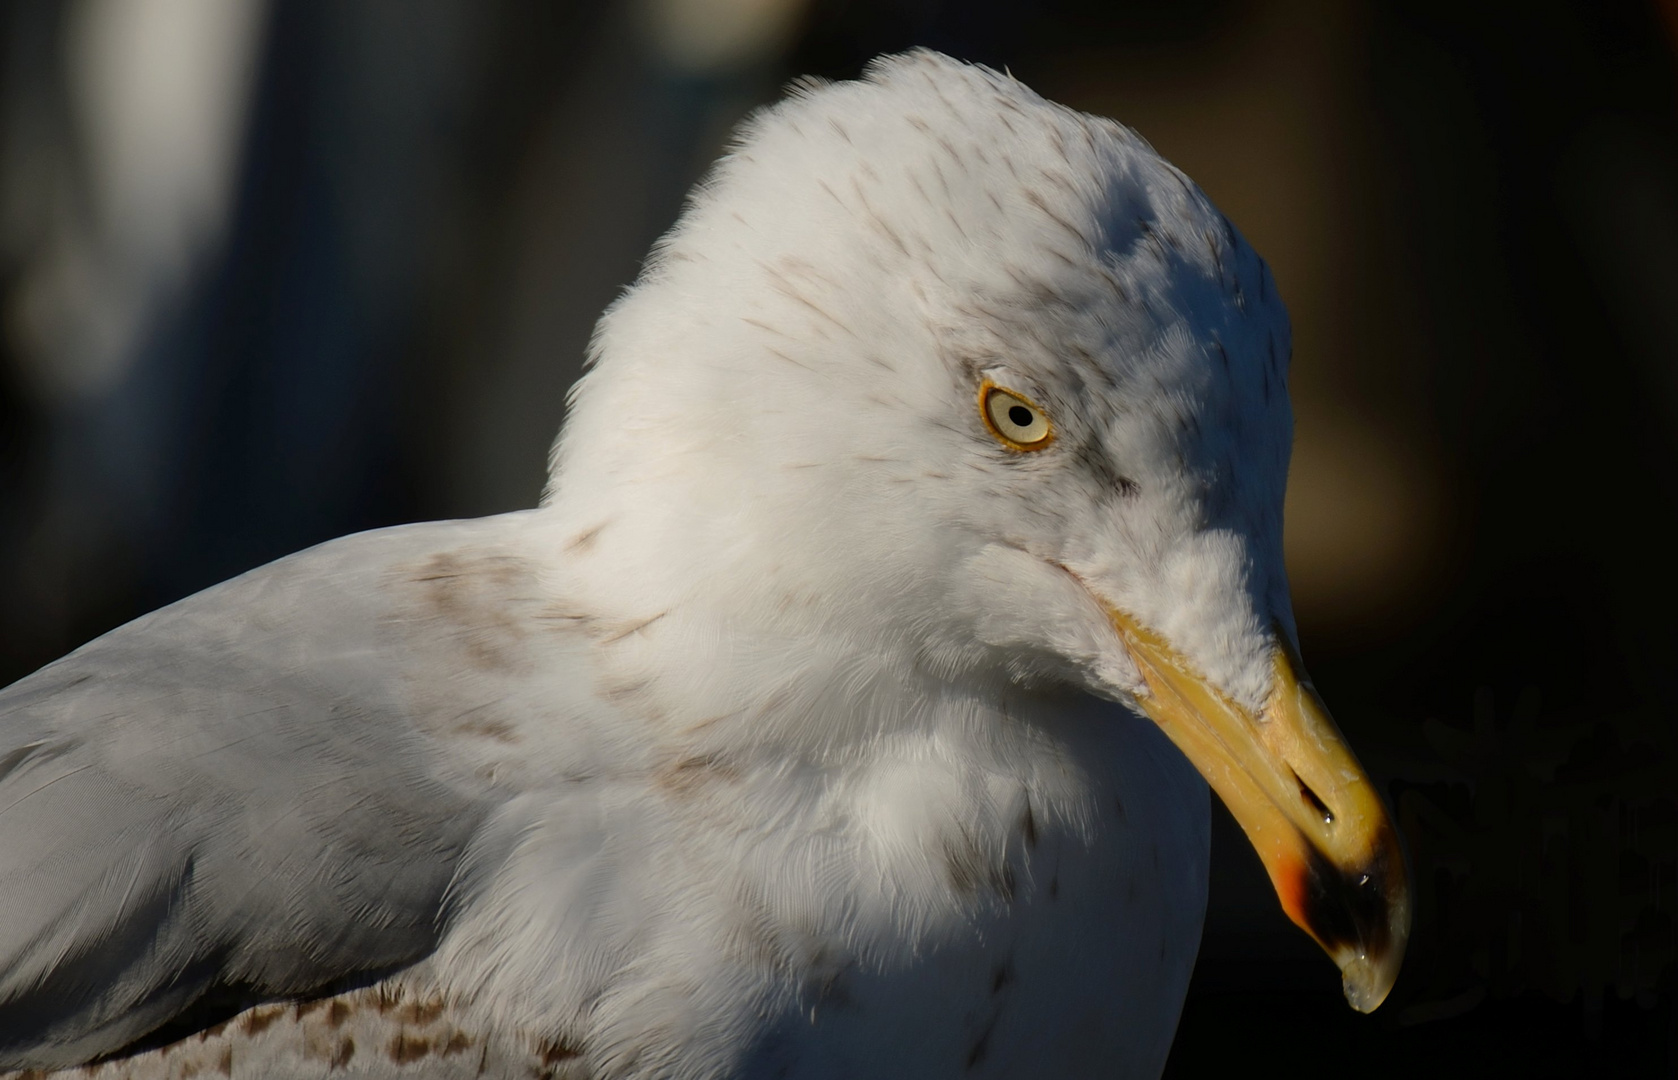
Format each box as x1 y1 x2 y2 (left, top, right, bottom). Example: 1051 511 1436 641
1007 405 1033 428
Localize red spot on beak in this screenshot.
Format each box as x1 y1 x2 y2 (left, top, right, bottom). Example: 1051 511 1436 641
1275 857 1310 930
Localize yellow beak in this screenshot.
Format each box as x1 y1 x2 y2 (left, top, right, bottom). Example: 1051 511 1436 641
1108 609 1411 1012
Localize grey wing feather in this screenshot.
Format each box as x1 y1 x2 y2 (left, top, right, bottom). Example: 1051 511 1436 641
0 518 541 1069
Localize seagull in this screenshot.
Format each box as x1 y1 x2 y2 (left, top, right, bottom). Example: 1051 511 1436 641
0 50 1408 1080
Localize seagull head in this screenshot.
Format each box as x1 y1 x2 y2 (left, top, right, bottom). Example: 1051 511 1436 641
547 50 1409 1011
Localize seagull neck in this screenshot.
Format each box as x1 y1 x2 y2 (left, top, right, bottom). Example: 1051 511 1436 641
623 608 966 752
530 502 1011 759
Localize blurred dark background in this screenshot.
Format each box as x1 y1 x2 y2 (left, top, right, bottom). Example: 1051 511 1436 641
1 0 1675 1075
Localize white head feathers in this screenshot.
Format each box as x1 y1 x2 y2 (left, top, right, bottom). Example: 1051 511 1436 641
544 49 1293 718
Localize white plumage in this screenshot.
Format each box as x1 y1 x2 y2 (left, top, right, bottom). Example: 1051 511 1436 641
0 51 1319 1079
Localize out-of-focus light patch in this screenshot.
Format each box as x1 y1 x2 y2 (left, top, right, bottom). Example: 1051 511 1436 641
9 0 267 403
1284 409 1440 627
640 0 808 74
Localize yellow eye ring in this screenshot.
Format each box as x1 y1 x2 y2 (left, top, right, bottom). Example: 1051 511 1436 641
979 381 1054 451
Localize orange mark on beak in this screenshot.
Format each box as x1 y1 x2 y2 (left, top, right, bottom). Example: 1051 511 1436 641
1273 856 1310 930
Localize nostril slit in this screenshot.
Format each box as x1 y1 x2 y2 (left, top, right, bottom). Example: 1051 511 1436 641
1292 769 1334 825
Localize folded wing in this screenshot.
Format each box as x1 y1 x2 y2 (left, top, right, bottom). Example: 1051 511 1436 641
0 520 552 1069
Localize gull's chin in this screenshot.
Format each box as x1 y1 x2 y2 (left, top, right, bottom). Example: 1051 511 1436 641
1078 673 1149 710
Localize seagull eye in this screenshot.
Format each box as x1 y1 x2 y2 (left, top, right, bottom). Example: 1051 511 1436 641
980 383 1053 450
